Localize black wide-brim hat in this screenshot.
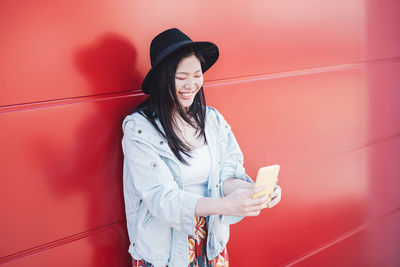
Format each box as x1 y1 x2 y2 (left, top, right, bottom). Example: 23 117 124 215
141 28 219 94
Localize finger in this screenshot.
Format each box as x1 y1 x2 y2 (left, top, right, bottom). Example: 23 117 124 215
245 196 267 207
253 185 267 194
245 210 261 217
273 184 281 193
245 195 268 206
270 185 282 198
270 191 279 199
270 188 281 203
276 184 282 193
245 200 268 213
250 185 267 199
270 195 278 202
245 205 262 213
268 196 281 208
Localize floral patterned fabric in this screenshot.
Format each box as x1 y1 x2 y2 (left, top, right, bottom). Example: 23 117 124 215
132 217 229 267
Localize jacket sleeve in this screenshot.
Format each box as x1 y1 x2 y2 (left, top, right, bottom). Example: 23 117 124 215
212 108 253 184
219 125 253 185
212 108 254 224
122 119 201 236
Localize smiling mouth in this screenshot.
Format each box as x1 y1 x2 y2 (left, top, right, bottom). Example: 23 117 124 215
179 91 195 99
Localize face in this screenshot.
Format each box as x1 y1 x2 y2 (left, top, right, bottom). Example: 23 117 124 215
174 54 204 111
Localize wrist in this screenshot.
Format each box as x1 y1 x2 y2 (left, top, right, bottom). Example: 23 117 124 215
216 197 228 216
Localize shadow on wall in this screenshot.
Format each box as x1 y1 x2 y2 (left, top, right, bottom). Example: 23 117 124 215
75 33 143 94
30 33 143 266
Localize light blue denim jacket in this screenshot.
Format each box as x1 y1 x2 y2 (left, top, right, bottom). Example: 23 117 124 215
122 106 253 267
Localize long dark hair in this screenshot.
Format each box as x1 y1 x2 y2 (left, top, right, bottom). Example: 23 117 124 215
135 46 207 164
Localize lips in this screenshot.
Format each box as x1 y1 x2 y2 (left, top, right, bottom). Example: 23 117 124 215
179 91 195 99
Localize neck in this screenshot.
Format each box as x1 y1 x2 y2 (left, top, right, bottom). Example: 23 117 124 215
172 106 189 120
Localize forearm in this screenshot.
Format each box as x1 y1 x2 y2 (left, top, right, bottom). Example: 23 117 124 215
195 185 268 217
222 177 254 196
195 197 227 217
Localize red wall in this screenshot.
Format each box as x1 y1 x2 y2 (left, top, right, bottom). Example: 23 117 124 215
1 1 399 266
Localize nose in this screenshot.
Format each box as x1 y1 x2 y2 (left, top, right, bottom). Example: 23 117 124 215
184 79 196 90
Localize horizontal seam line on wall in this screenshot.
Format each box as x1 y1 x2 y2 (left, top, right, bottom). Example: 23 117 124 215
0 220 125 265
279 132 400 177
1 57 399 113
205 57 400 87
0 90 144 114
281 206 400 267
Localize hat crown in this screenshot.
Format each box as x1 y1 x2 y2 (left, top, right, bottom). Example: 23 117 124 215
150 28 193 67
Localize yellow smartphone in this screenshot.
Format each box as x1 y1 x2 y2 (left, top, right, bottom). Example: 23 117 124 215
252 165 280 201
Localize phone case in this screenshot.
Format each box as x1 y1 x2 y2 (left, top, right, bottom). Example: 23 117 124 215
252 164 280 201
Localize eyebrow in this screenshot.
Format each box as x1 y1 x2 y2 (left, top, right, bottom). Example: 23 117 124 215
176 69 202 75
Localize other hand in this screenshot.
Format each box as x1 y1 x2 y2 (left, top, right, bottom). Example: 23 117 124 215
266 184 282 209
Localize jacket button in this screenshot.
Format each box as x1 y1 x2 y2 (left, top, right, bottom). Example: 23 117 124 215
152 163 157 168
217 160 221 165
137 130 142 134
160 141 164 145
215 184 219 188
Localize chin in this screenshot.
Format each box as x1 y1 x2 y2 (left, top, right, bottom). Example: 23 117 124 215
178 98 195 109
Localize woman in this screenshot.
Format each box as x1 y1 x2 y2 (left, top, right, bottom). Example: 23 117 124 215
122 28 282 267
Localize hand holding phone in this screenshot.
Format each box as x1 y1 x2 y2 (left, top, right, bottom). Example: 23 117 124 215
252 165 280 202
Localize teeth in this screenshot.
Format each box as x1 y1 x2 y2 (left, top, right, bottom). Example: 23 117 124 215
181 92 193 97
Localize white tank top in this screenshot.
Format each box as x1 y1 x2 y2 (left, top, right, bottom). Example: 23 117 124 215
178 145 210 197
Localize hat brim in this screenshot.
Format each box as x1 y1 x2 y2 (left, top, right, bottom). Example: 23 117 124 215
141 41 219 94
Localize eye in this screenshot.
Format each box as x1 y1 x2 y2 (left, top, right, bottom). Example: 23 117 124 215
175 77 185 80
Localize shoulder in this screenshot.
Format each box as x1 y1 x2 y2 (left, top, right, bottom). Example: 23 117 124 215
122 111 160 139
205 106 232 132
122 111 147 130
206 106 225 123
